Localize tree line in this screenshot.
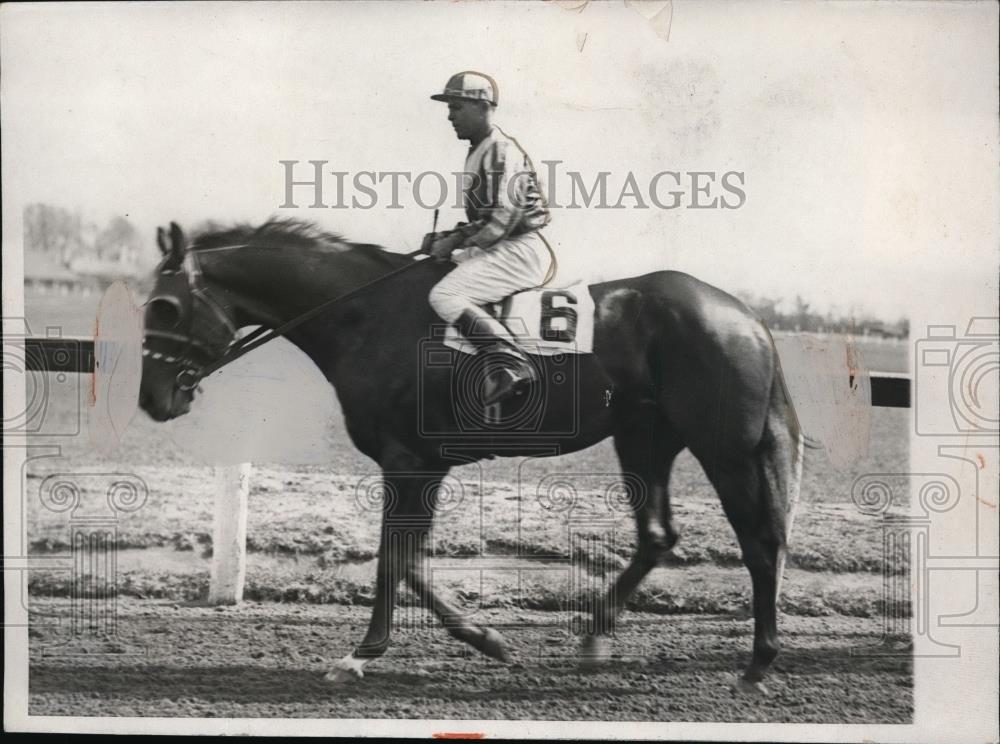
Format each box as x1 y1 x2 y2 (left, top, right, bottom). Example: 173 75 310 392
23 202 909 338
736 291 908 339
24 203 145 268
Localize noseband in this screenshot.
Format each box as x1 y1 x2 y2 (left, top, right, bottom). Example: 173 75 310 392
144 249 237 391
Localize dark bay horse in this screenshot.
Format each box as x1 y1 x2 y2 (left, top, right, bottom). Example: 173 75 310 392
138 219 804 693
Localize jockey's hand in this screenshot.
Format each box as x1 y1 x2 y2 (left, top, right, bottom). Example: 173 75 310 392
429 232 464 262
420 231 438 254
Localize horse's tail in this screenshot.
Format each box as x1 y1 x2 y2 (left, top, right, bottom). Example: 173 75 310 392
760 327 808 603
773 425 805 603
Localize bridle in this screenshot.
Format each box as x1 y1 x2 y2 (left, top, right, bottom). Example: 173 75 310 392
143 242 426 393
143 248 240 392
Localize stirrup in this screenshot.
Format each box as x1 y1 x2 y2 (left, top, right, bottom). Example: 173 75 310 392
483 361 536 406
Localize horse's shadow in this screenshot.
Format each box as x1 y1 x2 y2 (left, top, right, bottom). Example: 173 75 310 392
30 642 910 705
30 664 355 704
28 663 657 706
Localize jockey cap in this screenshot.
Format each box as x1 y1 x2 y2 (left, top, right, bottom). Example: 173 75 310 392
430 71 499 107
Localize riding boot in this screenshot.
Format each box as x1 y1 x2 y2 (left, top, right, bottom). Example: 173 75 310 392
455 308 538 405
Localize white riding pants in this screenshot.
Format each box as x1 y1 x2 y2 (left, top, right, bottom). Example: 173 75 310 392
428 231 553 323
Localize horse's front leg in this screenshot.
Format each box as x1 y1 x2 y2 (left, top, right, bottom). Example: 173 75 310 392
382 470 511 664
326 464 511 683
399 499 511 665
325 519 402 684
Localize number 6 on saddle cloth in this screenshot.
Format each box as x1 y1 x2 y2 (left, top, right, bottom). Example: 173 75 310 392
444 282 594 354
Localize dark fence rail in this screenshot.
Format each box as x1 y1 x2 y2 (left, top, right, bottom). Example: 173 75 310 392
868 372 911 409
21 337 912 408
23 337 95 374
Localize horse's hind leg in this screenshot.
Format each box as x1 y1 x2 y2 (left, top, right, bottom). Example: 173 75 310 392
718 462 780 692
705 414 795 693
581 410 684 666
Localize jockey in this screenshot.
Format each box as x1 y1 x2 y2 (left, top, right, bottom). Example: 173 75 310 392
425 71 554 405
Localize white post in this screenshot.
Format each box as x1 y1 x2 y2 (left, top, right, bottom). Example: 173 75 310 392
208 462 252 605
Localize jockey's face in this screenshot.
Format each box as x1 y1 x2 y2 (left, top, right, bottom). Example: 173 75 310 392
447 99 491 142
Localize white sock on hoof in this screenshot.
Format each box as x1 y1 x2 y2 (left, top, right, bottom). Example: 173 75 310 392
325 654 368 683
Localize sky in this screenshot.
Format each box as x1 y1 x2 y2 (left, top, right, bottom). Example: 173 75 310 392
2 0 998 320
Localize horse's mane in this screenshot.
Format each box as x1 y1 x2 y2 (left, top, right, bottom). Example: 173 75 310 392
189 218 407 267
189 217 347 250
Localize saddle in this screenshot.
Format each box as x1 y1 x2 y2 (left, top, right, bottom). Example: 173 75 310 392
444 281 595 356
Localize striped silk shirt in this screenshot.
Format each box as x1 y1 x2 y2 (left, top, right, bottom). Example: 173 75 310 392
459 126 550 249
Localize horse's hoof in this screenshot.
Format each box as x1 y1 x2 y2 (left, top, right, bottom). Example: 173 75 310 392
324 654 367 685
731 676 769 696
579 635 611 669
479 627 511 663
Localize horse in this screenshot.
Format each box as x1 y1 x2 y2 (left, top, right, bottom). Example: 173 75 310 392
138 218 805 693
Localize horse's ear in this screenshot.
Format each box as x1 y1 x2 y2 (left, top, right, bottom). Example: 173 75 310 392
156 226 170 256
168 222 187 262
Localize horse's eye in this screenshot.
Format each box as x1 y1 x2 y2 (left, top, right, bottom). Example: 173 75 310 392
146 297 183 329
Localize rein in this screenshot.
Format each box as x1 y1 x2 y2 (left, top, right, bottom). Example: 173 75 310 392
198 248 425 379
155 245 427 389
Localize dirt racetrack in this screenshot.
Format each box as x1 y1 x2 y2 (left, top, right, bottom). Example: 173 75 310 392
29 598 911 722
